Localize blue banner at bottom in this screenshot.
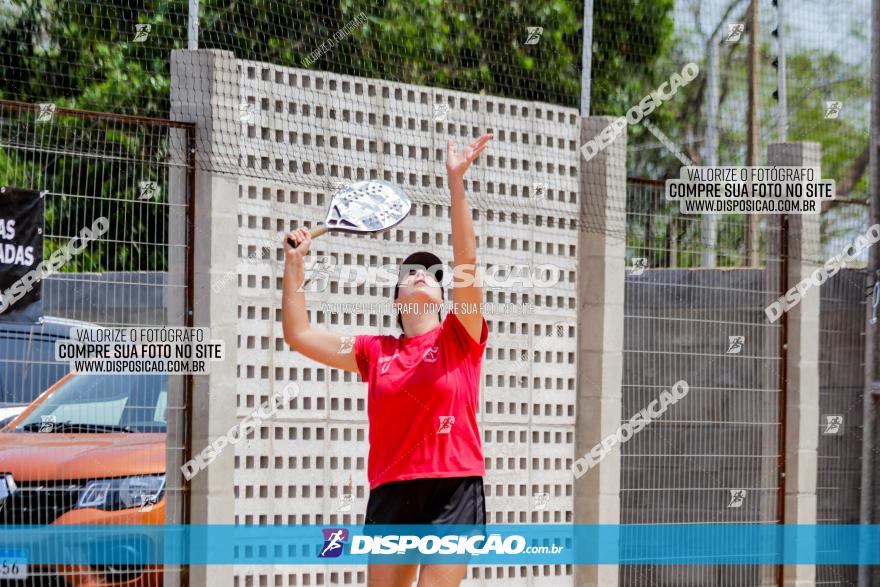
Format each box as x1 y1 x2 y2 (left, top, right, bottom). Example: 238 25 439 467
0 525 878 565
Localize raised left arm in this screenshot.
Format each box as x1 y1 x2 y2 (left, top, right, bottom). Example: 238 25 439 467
446 133 492 342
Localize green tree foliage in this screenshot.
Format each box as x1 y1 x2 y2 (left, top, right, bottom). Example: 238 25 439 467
0 0 674 272
1 0 676 115
622 2 871 267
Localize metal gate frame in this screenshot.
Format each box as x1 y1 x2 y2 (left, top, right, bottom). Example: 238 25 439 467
0 98 196 586
623 176 787 586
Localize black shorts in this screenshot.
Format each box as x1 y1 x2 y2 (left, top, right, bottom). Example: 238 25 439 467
365 476 486 525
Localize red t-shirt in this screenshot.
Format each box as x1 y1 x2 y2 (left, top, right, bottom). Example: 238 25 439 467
354 312 488 489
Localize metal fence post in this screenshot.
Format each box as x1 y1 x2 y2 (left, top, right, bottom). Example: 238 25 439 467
859 2 880 585
580 0 594 118
188 0 199 50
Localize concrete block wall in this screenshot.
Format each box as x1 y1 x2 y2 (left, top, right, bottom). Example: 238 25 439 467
231 61 581 586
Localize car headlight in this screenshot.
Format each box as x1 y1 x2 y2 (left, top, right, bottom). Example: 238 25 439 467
77 475 165 511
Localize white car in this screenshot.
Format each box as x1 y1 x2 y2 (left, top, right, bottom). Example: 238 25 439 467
0 405 27 429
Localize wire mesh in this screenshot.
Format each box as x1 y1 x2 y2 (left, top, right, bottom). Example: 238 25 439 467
0 0 875 585
621 178 783 586
0 101 194 586
816 205 870 587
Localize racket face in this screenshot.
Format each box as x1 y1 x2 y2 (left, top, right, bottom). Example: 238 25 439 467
321 180 411 233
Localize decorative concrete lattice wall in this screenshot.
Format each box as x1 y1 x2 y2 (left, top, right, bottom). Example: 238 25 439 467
232 62 581 586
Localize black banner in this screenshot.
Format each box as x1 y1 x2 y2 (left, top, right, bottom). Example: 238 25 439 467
0 187 44 316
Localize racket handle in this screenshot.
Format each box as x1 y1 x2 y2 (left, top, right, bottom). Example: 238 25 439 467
287 225 329 248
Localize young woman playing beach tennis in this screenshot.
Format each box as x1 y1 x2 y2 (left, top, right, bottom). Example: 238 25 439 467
282 133 493 587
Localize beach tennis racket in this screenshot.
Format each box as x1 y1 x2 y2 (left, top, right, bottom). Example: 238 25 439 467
287 179 412 248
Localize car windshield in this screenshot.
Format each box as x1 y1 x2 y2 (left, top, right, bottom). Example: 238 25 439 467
14 373 167 433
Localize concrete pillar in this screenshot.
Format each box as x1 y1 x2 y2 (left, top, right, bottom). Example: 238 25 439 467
170 49 241 587
767 142 822 586
574 117 627 587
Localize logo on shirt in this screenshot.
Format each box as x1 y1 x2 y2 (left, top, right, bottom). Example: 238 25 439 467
423 346 439 363
437 416 456 434
318 528 349 558
378 352 400 374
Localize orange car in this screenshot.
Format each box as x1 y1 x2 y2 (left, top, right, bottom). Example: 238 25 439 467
0 371 167 586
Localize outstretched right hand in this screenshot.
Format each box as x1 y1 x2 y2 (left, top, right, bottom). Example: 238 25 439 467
284 228 311 264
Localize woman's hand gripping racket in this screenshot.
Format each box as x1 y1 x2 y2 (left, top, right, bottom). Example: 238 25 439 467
286 179 412 248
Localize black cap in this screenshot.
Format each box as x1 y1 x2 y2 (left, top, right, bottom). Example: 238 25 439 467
393 251 444 300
